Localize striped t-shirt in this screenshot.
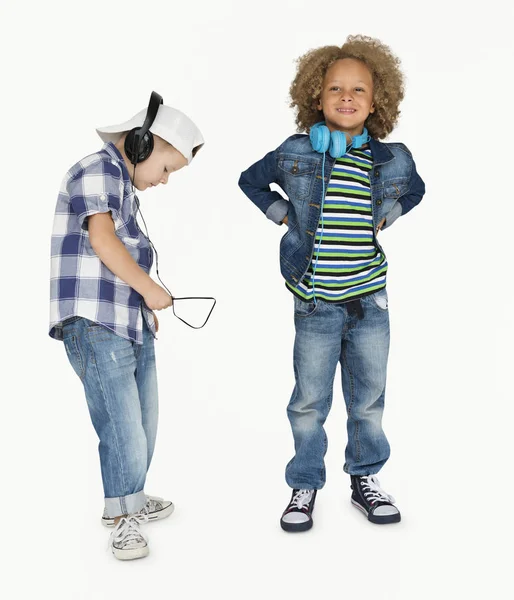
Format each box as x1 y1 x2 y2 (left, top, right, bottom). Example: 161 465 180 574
286 147 388 303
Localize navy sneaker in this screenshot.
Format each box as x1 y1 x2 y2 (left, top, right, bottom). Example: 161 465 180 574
280 489 317 532
350 475 401 524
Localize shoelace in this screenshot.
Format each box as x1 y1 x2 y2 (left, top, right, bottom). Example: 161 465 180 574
289 489 314 510
144 496 164 512
360 475 395 504
108 513 149 550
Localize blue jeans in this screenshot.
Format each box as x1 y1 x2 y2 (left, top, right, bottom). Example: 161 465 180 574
62 317 158 518
285 289 391 489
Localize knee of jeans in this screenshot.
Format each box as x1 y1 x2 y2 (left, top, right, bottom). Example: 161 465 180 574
124 434 149 469
115 419 147 450
351 393 386 420
288 405 323 432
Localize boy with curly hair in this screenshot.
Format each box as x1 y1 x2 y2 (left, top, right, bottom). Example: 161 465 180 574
239 36 425 531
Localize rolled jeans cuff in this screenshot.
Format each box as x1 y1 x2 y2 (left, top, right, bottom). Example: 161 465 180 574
104 490 146 518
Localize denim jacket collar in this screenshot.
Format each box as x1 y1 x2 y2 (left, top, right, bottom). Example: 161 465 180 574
368 138 395 166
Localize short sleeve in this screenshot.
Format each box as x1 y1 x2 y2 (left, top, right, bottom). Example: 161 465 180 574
67 159 123 230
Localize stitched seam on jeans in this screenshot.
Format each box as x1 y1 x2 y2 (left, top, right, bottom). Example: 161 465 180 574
89 340 128 501
342 348 355 417
354 421 361 463
342 348 360 462
134 339 141 361
137 343 158 467
68 334 86 381
323 389 332 455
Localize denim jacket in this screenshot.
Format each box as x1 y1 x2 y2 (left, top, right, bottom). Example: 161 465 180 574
238 134 426 287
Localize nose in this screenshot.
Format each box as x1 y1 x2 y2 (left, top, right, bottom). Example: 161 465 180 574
339 89 354 102
160 173 169 185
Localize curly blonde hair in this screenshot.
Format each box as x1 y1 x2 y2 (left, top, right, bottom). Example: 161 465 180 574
289 35 405 139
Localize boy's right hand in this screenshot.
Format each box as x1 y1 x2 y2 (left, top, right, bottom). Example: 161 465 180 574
143 283 173 311
282 216 289 225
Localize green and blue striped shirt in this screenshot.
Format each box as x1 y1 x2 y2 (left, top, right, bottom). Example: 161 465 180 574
287 147 388 303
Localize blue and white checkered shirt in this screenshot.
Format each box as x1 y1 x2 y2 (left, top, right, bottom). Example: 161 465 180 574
49 142 156 344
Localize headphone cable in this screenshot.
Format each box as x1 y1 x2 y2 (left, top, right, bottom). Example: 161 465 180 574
131 163 216 329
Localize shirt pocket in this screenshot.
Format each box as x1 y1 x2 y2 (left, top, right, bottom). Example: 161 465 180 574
115 214 148 253
278 158 316 200
115 213 140 239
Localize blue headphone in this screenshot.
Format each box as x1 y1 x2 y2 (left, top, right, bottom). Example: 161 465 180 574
309 121 370 158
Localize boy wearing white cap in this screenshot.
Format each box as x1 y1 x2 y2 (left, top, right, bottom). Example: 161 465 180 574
49 93 204 560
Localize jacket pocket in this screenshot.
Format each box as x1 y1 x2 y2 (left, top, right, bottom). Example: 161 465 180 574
279 223 303 261
384 178 409 199
278 158 316 200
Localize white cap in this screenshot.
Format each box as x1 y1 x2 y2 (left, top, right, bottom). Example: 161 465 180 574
96 104 204 164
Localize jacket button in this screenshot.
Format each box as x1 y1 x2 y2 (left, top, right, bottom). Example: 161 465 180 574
377 199 382 205
374 170 380 177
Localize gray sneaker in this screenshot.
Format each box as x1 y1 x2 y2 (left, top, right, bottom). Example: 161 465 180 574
102 495 174 527
108 514 149 561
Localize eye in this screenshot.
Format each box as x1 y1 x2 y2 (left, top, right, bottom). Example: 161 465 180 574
355 88 364 92
329 86 340 92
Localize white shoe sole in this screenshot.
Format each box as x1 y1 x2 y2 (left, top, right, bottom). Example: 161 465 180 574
102 502 174 528
112 545 149 560
351 498 401 524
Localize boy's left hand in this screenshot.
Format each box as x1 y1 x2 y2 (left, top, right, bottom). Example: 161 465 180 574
376 217 386 233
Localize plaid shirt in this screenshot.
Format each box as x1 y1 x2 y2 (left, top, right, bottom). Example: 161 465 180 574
49 142 156 344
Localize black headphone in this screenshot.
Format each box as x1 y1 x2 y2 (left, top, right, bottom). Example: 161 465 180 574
125 91 217 329
125 91 163 165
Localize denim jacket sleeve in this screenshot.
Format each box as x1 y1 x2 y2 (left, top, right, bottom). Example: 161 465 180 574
238 147 289 225
382 150 426 230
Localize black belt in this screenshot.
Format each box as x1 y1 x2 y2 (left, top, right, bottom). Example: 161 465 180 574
346 299 364 320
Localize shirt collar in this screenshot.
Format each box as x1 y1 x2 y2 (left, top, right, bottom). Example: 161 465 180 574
102 142 132 184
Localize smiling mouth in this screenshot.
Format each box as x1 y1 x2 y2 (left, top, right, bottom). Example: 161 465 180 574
336 108 356 113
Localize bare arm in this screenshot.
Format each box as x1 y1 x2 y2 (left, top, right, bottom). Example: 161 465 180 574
88 213 172 311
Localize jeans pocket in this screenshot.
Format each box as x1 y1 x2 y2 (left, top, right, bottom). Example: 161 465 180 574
293 296 319 318
83 318 102 327
371 288 389 311
63 333 85 380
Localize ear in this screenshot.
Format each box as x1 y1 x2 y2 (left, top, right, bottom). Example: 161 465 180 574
369 102 375 114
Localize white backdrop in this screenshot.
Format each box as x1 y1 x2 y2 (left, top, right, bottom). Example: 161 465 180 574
1 0 513 598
